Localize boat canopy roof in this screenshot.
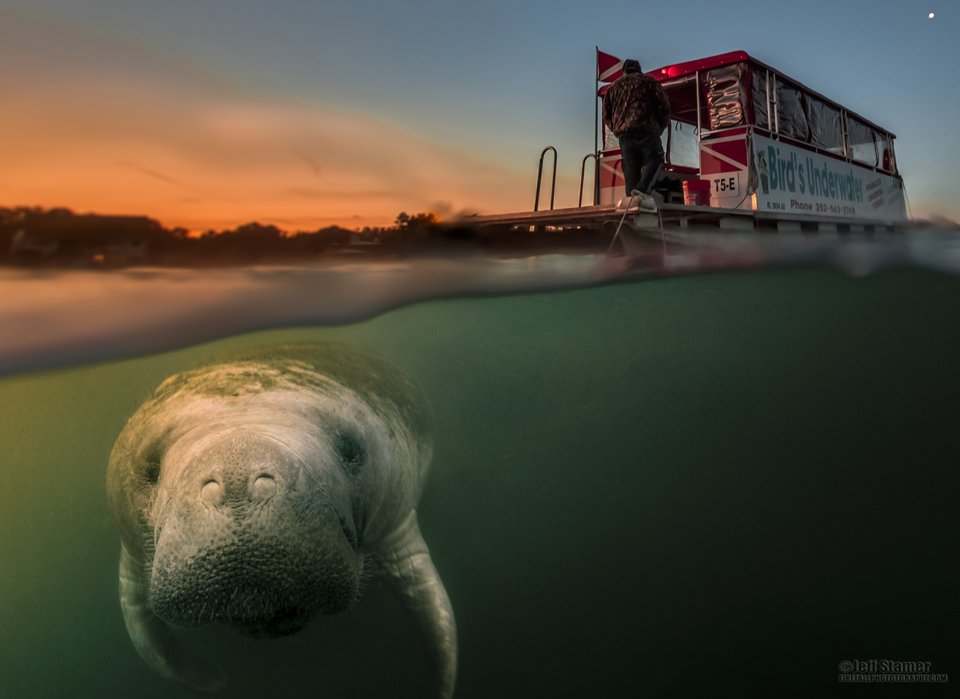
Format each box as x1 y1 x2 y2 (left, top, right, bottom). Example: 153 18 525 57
599 51 896 164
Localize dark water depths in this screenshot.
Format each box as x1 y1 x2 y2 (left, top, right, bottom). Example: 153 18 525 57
2 255 959 696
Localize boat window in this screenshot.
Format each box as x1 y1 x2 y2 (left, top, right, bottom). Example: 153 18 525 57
805 97 843 154
666 120 699 170
604 120 673 154
704 63 748 130
662 78 703 132
603 124 618 150
878 133 897 174
847 117 878 167
751 69 769 130
776 82 810 142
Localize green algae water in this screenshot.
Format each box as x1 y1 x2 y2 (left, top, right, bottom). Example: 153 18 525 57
1 267 958 697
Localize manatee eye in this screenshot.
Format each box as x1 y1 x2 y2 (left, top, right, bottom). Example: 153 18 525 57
333 431 365 476
141 459 161 485
139 442 163 485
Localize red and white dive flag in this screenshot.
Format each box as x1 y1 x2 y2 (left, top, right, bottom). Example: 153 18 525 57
597 49 623 83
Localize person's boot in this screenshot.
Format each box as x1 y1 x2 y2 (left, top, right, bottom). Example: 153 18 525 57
629 189 658 213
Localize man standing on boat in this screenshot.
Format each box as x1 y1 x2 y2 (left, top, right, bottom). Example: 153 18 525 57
602 59 670 209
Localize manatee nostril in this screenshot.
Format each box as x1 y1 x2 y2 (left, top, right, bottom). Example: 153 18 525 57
252 475 277 500
200 480 222 506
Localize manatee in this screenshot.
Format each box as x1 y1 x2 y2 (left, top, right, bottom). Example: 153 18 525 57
106 342 456 697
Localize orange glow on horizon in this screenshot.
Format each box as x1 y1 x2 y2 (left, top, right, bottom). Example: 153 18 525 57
0 14 531 233
0 99 533 233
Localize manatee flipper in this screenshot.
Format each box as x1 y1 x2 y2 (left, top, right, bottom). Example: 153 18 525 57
377 510 457 699
119 545 227 692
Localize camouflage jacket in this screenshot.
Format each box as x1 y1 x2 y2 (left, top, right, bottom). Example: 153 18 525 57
602 72 671 138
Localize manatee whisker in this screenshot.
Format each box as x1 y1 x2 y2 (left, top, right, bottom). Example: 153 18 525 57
356 552 374 585
362 548 383 573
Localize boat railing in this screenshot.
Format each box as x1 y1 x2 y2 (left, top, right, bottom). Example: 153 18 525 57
534 146 557 212
578 153 597 207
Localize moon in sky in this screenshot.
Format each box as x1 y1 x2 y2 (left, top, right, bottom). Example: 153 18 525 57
928 12 935 18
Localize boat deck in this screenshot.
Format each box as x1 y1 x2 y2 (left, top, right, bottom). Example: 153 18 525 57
464 202 903 235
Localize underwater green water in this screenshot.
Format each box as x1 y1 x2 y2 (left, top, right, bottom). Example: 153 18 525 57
1 268 957 697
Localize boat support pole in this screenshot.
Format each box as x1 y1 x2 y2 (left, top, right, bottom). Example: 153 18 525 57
594 47 600 206
696 71 702 164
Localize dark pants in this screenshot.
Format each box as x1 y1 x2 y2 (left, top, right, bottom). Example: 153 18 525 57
618 133 664 195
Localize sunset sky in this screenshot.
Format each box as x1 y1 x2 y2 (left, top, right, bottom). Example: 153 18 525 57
1 1 956 231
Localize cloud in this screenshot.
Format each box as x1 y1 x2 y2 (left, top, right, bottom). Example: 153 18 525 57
0 12 531 231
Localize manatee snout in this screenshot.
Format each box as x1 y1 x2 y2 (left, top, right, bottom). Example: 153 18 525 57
149 429 361 638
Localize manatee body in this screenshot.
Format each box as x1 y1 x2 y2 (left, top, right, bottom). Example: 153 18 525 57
106 343 456 697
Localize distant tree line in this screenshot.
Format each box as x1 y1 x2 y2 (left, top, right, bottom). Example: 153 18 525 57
0 207 459 267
